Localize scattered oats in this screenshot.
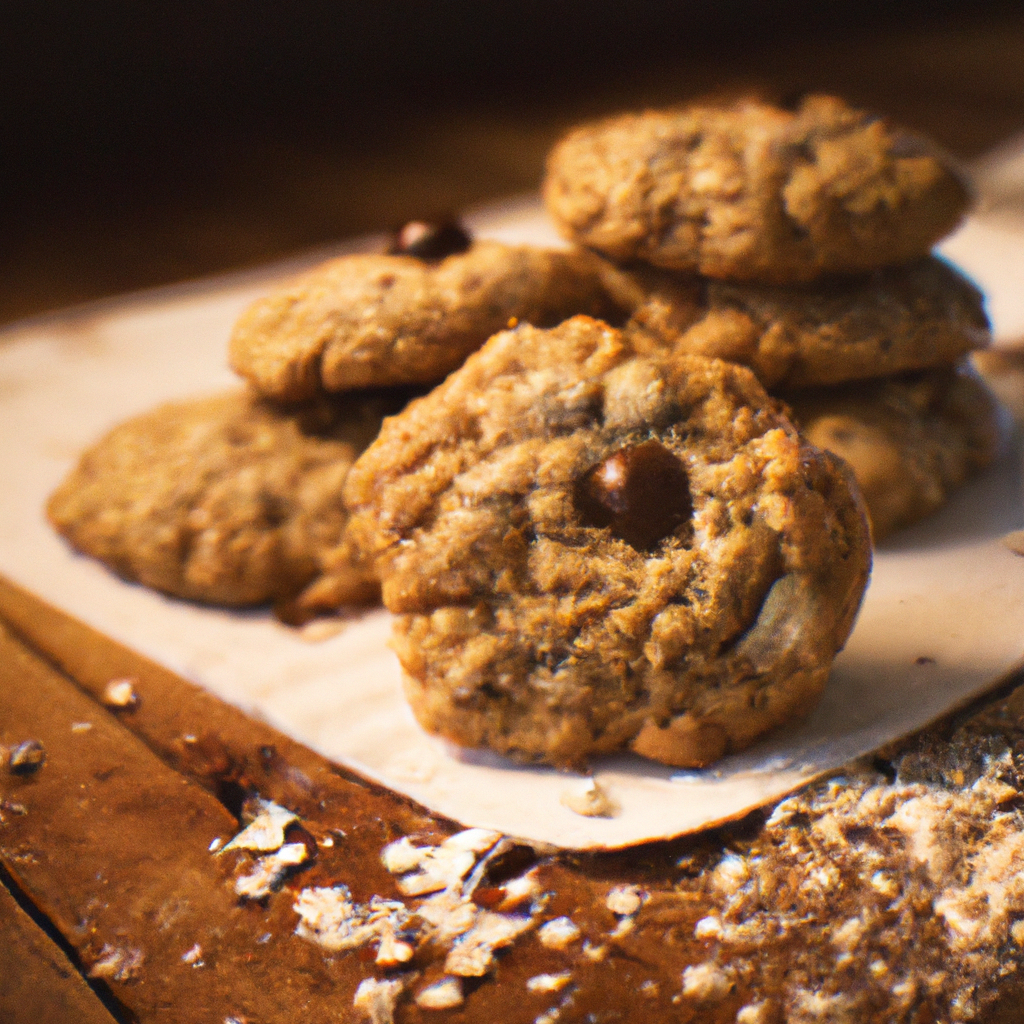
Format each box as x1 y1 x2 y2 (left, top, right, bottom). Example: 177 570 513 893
527 972 573 993
444 911 536 977
681 962 732 1003
415 977 464 1010
582 941 607 961
415 887 480 944
353 977 406 1024
640 980 659 998
181 943 204 965
559 777 619 818
8 740 45 775
395 838 483 897
102 678 139 708
235 842 308 899
375 922 415 967
537 917 581 950
220 798 298 853
321 835 334 848
443 828 502 854
71 722 93 733
694 915 723 940
498 869 542 910
382 836 426 875
87 945 144 982
605 884 644 917
870 871 898 898
710 855 748 894
736 1001 772 1024
294 885 410 953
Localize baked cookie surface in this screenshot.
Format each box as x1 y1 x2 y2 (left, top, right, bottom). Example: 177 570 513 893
786 364 1003 541
544 94 969 283
48 389 393 607
345 316 871 768
616 255 989 389
229 240 623 399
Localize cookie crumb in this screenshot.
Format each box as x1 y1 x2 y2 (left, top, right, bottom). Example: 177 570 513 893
8 739 46 774
102 678 139 708
559 778 619 818
415 977 464 1009
537 917 581 949
605 885 644 917
353 977 407 1024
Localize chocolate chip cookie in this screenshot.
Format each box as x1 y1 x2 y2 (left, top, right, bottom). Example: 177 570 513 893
344 316 871 768
48 389 394 607
615 255 989 389
786 364 1003 541
544 94 969 284
229 241 624 400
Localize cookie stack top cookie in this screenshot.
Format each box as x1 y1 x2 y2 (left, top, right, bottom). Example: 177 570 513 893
544 93 970 284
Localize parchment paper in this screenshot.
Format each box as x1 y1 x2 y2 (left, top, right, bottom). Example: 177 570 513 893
2 196 1024 850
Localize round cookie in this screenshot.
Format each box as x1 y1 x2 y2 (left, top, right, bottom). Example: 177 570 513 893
344 316 871 768
785 364 1003 541
48 389 396 607
229 240 625 400
612 255 990 389
544 94 970 284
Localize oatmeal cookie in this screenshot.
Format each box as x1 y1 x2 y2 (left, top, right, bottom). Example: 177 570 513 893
344 316 871 768
614 256 989 389
48 389 394 607
229 241 624 400
786 364 1003 541
544 94 970 283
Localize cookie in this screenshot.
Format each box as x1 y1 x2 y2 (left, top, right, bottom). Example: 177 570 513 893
48 389 394 607
229 241 624 400
972 343 1024 423
613 255 989 389
344 316 871 768
544 94 970 283
785 364 1003 541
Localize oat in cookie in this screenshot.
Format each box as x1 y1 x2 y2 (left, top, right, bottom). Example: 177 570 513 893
613 255 990 389
229 240 625 400
344 316 871 768
544 94 970 283
786 364 1003 541
48 389 395 607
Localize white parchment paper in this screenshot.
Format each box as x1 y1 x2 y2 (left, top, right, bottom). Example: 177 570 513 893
2 197 1024 850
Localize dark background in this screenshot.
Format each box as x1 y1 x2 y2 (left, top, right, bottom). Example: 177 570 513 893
3 1 1024 324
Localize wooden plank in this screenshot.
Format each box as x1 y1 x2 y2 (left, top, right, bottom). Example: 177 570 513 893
0 878 121 1024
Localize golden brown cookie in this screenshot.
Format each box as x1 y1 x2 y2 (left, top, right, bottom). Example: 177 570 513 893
544 94 969 284
47 389 396 607
785 364 1003 541
229 241 624 400
345 316 871 768
612 255 989 389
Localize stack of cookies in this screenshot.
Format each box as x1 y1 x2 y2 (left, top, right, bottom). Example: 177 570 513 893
47 94 1001 770
543 93 1001 540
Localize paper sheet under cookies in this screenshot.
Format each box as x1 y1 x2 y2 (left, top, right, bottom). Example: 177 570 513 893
3 199 1024 851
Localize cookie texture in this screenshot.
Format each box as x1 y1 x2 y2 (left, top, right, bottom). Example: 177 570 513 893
229 241 624 399
48 389 392 607
345 316 871 768
615 256 989 389
544 94 970 283
786 364 1002 541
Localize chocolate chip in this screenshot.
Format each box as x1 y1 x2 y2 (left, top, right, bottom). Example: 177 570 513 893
9 739 46 775
387 219 472 260
575 440 693 550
